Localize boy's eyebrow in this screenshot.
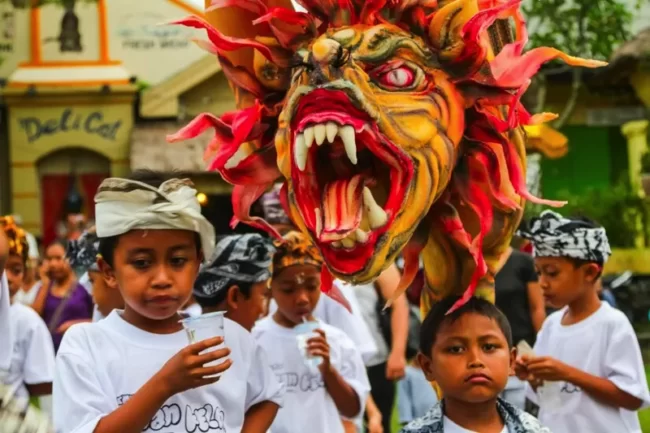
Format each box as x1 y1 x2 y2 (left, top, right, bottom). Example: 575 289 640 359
168 244 194 252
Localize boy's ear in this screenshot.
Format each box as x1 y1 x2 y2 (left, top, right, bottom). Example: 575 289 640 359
226 285 240 310
417 352 436 382
97 258 118 290
509 347 517 376
583 263 601 283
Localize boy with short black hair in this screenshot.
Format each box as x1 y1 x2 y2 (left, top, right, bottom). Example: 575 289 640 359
401 295 549 433
53 170 284 433
517 210 650 433
193 233 276 331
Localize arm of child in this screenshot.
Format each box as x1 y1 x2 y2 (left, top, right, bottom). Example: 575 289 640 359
527 316 649 411
311 329 371 419
242 340 284 433
242 401 280 433
376 264 408 380
54 332 231 433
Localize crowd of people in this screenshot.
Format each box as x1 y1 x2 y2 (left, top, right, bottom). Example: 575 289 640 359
0 170 649 433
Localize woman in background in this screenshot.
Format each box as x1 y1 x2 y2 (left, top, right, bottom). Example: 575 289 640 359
32 241 93 352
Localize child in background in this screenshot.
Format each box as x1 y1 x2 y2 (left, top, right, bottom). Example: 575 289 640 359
401 296 549 433
1 216 55 413
67 228 125 319
253 231 370 433
53 171 284 433
193 233 276 331
517 211 650 433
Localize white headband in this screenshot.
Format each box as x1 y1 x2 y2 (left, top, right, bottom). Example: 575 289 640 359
95 178 215 260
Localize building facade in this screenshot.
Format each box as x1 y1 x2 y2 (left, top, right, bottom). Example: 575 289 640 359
0 0 237 245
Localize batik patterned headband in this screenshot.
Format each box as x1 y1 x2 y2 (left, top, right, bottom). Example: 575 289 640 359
94 177 216 260
272 231 323 273
67 229 100 272
517 210 611 264
0 216 29 262
194 234 276 299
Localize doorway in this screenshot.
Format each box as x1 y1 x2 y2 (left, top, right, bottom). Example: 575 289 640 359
37 147 110 246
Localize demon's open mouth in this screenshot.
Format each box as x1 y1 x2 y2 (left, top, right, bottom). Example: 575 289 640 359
289 89 413 272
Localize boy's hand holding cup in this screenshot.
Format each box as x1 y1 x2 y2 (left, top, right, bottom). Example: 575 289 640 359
307 329 332 374
154 312 232 396
156 336 231 396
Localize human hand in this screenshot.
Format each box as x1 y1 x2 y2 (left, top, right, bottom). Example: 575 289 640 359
367 412 383 433
307 329 331 373
515 355 531 380
526 356 572 382
386 350 406 380
155 336 232 397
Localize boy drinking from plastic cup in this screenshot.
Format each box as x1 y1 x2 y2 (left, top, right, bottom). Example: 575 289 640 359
53 171 284 433
253 231 370 433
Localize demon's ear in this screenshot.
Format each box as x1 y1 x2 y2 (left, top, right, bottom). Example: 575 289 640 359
428 0 479 63
204 0 296 108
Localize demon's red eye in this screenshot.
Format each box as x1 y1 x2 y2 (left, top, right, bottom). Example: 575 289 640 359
377 66 415 88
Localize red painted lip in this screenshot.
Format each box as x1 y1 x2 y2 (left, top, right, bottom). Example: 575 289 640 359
289 89 414 275
465 373 492 384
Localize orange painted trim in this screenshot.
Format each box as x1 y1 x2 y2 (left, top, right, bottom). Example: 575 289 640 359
169 0 204 16
30 6 42 64
11 162 34 168
18 60 122 68
7 79 131 88
97 0 110 62
12 192 39 200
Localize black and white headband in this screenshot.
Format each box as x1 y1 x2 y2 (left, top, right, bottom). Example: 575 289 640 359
67 230 100 272
517 210 611 264
194 233 276 299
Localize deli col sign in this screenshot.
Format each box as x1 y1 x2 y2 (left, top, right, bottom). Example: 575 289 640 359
18 108 123 143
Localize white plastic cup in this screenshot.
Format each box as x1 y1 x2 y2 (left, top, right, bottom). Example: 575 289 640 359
294 321 323 369
180 311 226 378
538 381 563 412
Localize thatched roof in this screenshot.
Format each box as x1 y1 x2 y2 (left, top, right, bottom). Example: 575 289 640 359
130 122 211 173
601 27 650 81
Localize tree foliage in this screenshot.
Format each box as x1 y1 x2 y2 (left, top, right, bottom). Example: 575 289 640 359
523 0 643 61
522 0 649 127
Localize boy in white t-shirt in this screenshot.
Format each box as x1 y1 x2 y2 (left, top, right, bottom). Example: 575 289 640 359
53 171 284 433
517 211 650 433
1 216 55 407
68 228 125 320
253 231 370 433
194 233 276 332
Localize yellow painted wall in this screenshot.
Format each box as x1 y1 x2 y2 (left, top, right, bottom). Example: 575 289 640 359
0 6 29 78
38 2 100 62
605 249 650 275
8 99 134 235
106 0 206 86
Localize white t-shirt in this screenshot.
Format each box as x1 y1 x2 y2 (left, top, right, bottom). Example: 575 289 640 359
0 273 13 376
54 310 284 433
7 303 55 399
529 302 650 433
253 317 370 433
12 281 42 306
268 286 378 364
443 416 508 433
